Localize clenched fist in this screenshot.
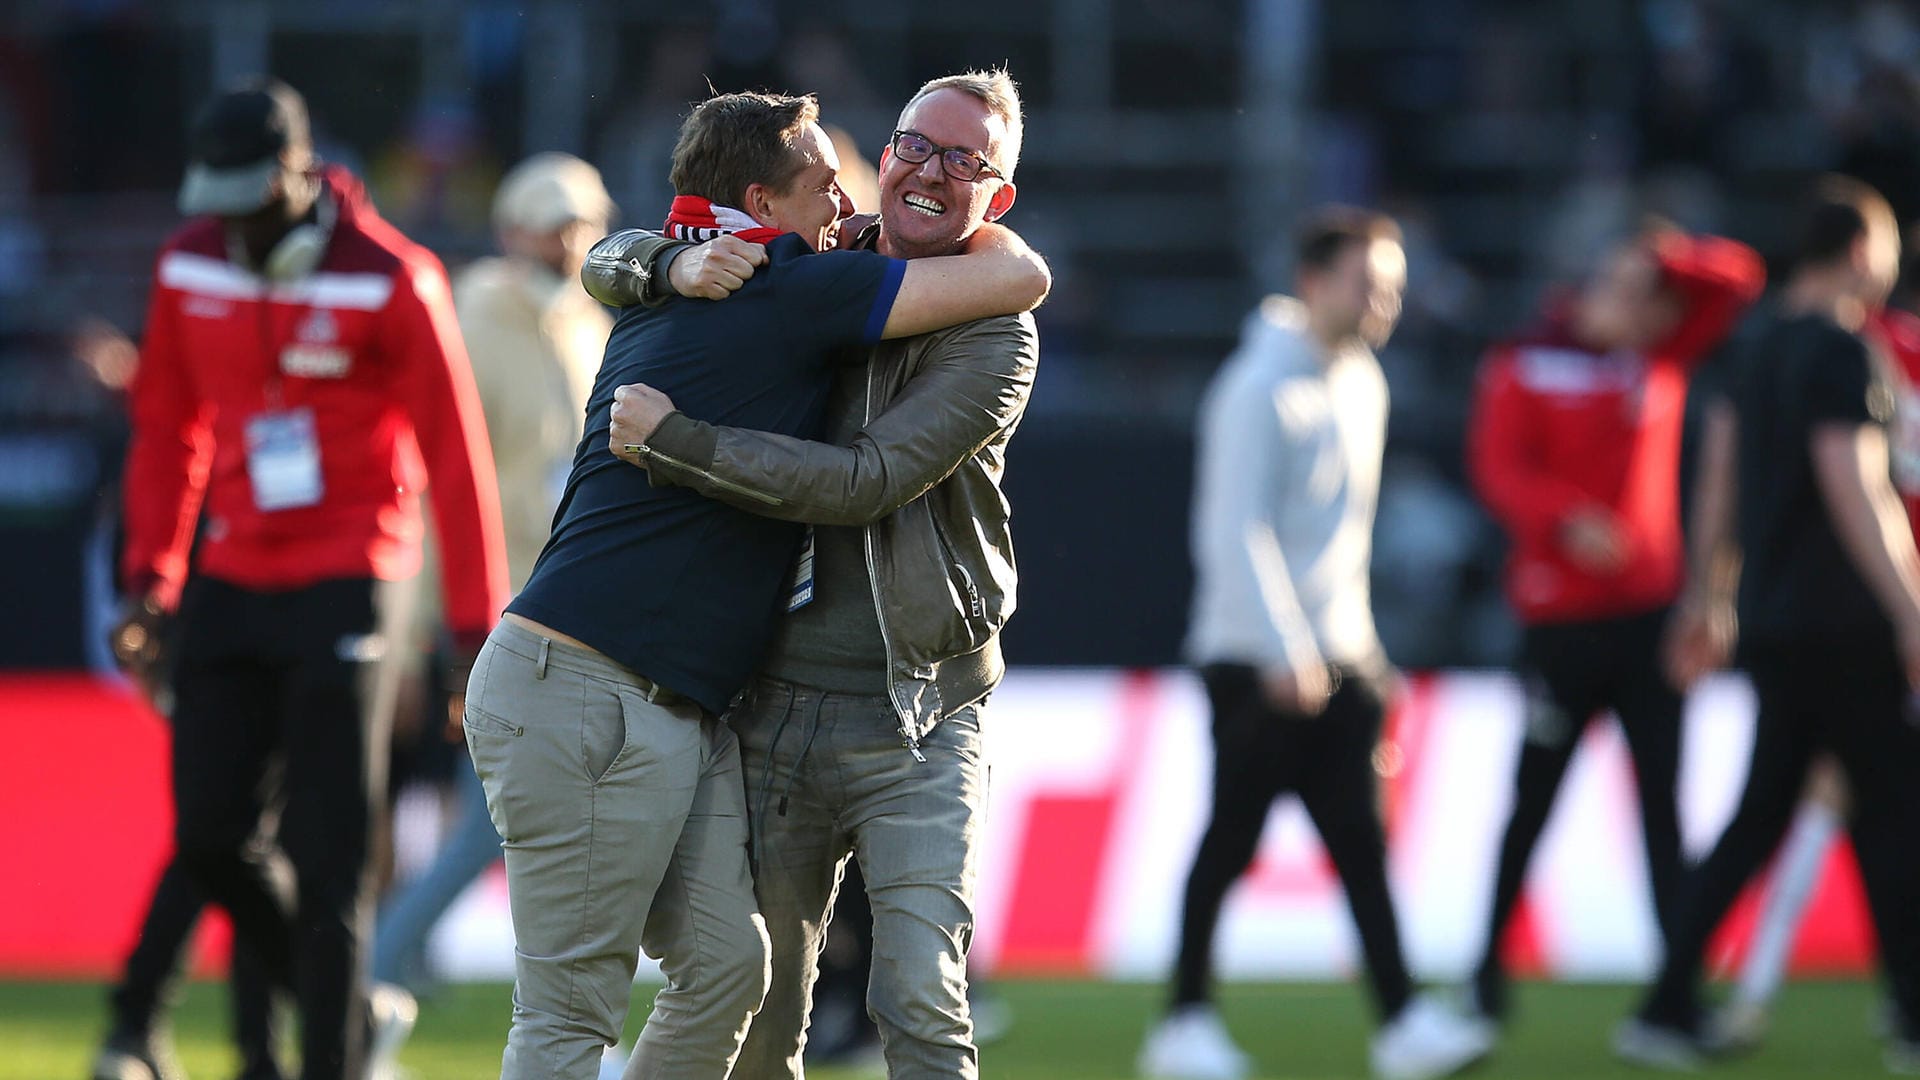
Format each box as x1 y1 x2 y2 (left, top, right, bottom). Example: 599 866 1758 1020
610 383 680 463
670 234 767 300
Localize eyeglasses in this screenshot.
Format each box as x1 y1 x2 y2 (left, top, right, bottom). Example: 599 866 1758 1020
890 129 1002 183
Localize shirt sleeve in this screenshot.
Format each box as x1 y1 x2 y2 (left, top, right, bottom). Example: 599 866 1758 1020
1649 233 1766 369
580 228 689 310
1800 329 1882 428
639 314 1037 524
121 256 213 610
781 248 907 348
385 253 511 648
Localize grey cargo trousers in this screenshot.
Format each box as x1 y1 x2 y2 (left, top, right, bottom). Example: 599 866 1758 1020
730 677 988 1079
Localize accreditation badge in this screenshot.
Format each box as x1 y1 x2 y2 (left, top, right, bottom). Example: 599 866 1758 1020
245 407 324 511
787 526 816 612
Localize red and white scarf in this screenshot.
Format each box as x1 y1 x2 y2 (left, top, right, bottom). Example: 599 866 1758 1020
664 195 784 244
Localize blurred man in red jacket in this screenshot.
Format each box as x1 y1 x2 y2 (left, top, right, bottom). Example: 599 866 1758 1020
1464 221 1763 1030
104 77 508 1080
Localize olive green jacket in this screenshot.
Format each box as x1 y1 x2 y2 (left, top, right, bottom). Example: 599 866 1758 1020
580 225 1040 748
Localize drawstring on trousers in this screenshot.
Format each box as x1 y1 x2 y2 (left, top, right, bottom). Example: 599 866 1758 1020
778 695 826 817
749 686 827 876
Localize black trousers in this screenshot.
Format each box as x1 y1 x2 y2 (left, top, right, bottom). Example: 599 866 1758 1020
1476 609 1686 1004
109 860 279 1077
1171 664 1413 1022
1640 638 1920 1038
168 576 409 1080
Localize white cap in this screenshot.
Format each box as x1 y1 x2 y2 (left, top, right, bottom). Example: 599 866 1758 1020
492 152 615 233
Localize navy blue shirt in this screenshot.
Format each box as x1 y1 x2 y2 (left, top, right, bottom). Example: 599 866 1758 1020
510 233 905 711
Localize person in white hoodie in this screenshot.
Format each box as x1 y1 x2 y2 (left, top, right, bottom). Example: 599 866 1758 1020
1139 206 1491 1080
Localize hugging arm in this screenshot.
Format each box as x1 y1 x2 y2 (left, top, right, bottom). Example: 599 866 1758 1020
637 316 1038 525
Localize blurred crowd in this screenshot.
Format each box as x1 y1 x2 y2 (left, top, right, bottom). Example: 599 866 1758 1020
13 3 1920 1079
3 0 1920 670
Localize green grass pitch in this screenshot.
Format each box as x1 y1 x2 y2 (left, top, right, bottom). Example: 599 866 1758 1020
0 978 1891 1079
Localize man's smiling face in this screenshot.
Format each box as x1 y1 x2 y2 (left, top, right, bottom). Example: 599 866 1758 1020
877 88 1013 259
754 121 856 252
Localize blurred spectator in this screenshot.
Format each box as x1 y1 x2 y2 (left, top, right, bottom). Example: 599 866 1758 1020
1712 205 1920 1045
823 124 879 213
370 98 499 238
78 305 282 1080
69 317 138 675
784 25 889 135
1834 66 1920 230
101 76 508 1080
1709 206 1920 1055
1809 2 1920 228
598 25 881 233
1140 208 1492 1080
0 87 44 333
1462 221 1763 1032
1624 176 1920 1071
595 26 714 232
1633 0 1767 173
372 151 615 996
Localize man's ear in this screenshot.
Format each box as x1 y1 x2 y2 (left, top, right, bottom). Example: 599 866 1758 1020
741 182 780 228
878 145 894 172
984 180 1017 223
1850 231 1883 283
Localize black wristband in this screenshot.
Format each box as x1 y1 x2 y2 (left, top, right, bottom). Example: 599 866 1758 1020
645 243 690 303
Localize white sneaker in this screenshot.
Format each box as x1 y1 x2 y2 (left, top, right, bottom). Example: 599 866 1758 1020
1877 998 1911 1041
598 1042 631 1080
1611 1017 1702 1072
366 982 419 1080
1704 999 1767 1055
1370 995 1494 1080
1137 1006 1253 1080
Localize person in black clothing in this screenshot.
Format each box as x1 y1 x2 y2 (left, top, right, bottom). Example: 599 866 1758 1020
1626 176 1920 1072
81 316 283 1080
99 862 280 1080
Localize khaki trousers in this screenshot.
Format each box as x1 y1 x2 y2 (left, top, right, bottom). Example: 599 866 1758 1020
465 619 769 1079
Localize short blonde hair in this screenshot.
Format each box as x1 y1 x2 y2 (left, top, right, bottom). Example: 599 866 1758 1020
898 68 1024 182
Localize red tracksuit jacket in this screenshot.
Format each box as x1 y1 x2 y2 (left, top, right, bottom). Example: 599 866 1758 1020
1468 235 1765 626
122 166 509 646
1873 306 1920 545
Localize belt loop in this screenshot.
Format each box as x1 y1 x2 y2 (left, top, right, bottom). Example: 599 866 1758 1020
535 638 550 680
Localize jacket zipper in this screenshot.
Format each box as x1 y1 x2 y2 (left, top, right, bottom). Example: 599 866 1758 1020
928 509 984 620
643 447 785 506
859 357 924 762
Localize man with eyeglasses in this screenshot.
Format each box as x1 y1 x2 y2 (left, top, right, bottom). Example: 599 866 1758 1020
594 69 1038 1079
468 88 1048 1080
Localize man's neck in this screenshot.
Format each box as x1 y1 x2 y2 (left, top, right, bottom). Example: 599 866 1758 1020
1785 269 1865 331
1305 310 1355 356
876 229 964 261
239 187 322 269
